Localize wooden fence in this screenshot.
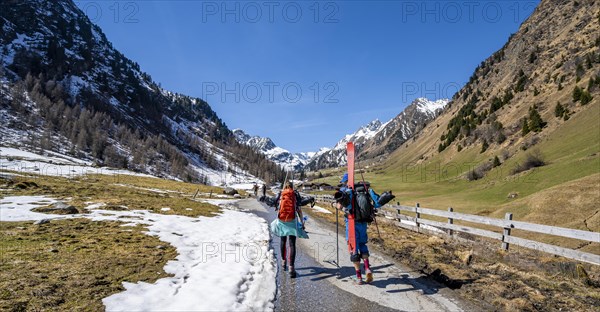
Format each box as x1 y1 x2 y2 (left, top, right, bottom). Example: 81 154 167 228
312 194 600 266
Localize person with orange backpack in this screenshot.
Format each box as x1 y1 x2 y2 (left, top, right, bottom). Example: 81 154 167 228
267 182 311 278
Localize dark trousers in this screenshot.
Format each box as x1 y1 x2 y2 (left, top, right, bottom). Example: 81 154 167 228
280 236 297 266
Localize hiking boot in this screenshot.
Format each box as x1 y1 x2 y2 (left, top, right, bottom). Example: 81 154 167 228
282 261 288 272
289 267 297 278
351 275 364 285
365 270 373 283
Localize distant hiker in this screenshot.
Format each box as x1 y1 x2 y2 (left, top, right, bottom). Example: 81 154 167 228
252 184 258 197
266 182 312 278
261 184 267 197
334 173 394 284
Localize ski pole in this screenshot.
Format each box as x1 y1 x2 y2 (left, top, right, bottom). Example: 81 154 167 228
336 201 339 268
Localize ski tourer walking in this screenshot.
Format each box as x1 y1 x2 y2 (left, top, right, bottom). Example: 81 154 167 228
266 182 313 278
334 142 395 284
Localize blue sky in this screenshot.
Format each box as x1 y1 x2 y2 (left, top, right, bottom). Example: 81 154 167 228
76 1 539 153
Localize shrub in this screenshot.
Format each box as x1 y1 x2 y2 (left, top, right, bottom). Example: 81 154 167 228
512 150 546 174
576 63 585 76
466 169 481 181
529 52 537 64
521 135 540 151
496 132 506 144
466 161 493 181
514 70 528 92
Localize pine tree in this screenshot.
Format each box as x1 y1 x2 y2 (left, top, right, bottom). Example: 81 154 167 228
554 102 565 118
493 156 501 168
580 90 593 105
522 117 530 136
480 140 489 153
528 106 547 132
573 86 582 102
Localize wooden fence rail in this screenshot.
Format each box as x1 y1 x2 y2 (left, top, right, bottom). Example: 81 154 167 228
312 194 600 265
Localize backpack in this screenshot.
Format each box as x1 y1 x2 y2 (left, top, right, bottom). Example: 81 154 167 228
353 182 374 223
278 188 297 222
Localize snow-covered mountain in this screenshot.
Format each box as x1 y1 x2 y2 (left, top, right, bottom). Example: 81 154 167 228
304 119 387 170
232 129 317 170
0 0 284 185
361 98 449 159
305 98 449 170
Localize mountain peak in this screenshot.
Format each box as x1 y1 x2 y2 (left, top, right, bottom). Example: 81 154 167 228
364 119 383 131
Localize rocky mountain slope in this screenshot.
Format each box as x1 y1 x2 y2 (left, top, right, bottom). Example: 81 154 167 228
0 0 284 184
364 0 599 238
383 0 599 168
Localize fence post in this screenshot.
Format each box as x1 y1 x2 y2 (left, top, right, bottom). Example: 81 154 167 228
502 213 513 251
415 203 421 233
447 207 454 236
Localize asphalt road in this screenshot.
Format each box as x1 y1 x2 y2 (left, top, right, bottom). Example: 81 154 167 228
235 199 465 312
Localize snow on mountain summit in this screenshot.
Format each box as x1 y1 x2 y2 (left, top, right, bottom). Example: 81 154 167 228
232 129 311 170
334 119 386 150
305 98 448 170
415 98 450 115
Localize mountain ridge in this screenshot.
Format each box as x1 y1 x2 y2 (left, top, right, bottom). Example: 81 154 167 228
0 0 284 184
232 129 315 170
305 97 449 170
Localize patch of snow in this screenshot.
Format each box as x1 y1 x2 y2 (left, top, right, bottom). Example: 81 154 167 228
414 98 449 115
86 203 106 210
196 198 241 207
0 196 62 221
0 147 155 178
0 197 277 311
309 205 332 214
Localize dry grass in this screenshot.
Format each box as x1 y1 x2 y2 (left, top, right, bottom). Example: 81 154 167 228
0 173 223 217
307 199 600 311
0 219 177 311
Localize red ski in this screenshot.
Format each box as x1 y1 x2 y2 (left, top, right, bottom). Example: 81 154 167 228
346 142 356 254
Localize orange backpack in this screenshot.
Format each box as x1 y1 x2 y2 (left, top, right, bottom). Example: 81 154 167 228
278 188 297 222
